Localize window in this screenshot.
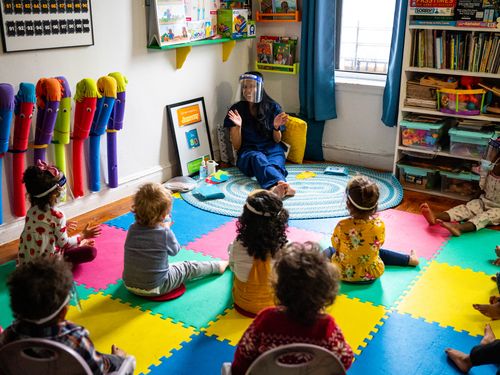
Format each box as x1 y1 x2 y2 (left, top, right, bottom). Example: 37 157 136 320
336 0 396 75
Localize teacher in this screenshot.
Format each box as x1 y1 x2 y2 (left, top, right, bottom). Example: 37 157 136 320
224 72 295 198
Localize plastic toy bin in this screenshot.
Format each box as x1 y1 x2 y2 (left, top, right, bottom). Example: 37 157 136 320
448 128 494 158
440 171 480 197
437 88 485 115
397 164 439 190
400 120 445 151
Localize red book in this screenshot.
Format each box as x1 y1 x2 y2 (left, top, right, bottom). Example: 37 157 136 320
410 0 456 6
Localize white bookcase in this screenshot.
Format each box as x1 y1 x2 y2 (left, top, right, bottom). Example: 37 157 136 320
392 6 500 201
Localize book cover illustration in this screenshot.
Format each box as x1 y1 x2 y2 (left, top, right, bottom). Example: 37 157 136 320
259 0 273 13
257 41 273 63
273 0 296 13
273 42 291 65
186 128 201 149
410 0 456 6
157 0 189 46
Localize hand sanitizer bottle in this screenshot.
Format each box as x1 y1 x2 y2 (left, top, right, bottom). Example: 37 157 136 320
199 159 207 180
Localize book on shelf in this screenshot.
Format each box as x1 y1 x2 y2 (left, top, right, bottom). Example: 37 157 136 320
404 97 438 109
456 118 496 131
273 42 291 65
410 19 457 25
410 0 456 6
409 7 455 16
257 41 273 63
455 0 486 20
456 20 498 27
273 0 296 13
148 0 190 47
403 113 447 124
258 0 273 13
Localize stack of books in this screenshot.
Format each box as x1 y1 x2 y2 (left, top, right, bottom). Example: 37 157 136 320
257 35 298 66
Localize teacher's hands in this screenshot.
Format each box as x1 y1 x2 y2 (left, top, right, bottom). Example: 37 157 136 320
228 110 242 127
273 112 288 128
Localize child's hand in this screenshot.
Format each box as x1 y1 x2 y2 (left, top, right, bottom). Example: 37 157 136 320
493 258 500 266
111 344 127 358
81 223 101 239
67 221 78 231
228 110 242 127
273 112 288 128
80 239 95 247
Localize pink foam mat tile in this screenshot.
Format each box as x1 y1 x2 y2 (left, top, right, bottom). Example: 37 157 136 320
186 221 326 259
378 209 450 260
72 224 127 291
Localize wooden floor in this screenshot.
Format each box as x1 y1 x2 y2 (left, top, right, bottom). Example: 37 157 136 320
0 189 474 265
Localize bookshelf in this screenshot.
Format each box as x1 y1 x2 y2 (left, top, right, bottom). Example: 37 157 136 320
392 1 500 201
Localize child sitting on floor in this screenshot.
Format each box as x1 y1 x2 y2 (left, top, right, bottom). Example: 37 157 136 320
18 160 101 266
327 175 419 283
123 182 228 297
420 156 500 236
230 242 354 374
0 257 129 373
228 190 289 316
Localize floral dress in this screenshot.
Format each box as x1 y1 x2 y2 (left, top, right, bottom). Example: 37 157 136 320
331 217 385 282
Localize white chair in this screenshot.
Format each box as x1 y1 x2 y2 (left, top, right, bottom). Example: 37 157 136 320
221 343 347 375
0 338 136 375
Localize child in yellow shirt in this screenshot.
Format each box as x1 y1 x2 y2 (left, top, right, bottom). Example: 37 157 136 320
327 175 419 283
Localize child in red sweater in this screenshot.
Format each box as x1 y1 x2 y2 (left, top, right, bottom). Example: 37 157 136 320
231 241 353 374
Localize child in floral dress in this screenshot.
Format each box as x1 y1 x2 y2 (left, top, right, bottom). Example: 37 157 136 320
327 175 419 283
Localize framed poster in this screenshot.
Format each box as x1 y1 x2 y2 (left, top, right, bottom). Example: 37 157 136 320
0 0 94 52
166 97 213 176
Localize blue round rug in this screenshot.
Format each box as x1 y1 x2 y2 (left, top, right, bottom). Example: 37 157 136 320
181 164 403 219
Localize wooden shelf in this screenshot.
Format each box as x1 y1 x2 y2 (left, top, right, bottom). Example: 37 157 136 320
406 67 500 79
401 185 472 201
401 106 500 122
256 11 301 22
148 36 255 69
397 145 482 162
255 62 299 75
409 24 500 32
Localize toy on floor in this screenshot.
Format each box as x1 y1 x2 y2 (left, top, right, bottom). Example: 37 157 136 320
72 78 100 198
107 72 128 189
208 170 230 184
296 170 316 179
11 83 35 217
89 76 117 192
0 83 14 224
324 166 348 176
164 176 197 192
33 78 62 163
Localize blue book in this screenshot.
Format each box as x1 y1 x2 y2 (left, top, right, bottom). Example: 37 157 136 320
324 166 348 176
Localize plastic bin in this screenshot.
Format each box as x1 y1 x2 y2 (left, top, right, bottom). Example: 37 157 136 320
449 128 494 158
397 164 439 190
437 88 485 115
440 171 480 197
400 120 446 151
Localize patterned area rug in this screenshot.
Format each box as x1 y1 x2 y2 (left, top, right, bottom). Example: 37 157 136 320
181 164 403 219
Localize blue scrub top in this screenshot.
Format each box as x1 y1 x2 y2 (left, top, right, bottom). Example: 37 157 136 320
223 101 283 153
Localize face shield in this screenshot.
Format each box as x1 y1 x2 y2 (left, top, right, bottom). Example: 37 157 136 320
237 73 263 104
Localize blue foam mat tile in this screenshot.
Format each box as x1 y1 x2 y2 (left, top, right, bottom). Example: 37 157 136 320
104 199 233 246
289 217 344 234
349 312 498 375
0 260 16 328
147 332 236 375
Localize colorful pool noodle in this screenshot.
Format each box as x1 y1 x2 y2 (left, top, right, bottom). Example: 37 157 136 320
89 76 117 192
106 72 127 188
33 78 62 163
0 84 15 224
72 78 100 198
11 83 35 217
52 77 72 175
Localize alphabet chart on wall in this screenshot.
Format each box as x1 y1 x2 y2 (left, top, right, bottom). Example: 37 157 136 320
0 0 94 52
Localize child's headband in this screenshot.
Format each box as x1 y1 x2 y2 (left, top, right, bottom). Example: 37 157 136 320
245 202 273 216
23 293 70 325
346 177 378 211
33 160 66 198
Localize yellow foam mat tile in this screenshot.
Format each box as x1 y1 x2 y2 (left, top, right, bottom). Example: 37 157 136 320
326 295 388 355
67 293 196 375
397 261 500 337
203 308 254 346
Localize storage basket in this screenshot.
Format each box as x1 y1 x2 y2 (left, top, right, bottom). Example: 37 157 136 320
437 88 485 115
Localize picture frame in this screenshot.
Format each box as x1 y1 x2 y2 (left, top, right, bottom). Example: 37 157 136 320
166 97 213 176
0 0 94 53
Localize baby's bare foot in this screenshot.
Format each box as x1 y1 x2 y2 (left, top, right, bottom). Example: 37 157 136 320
420 203 436 225
408 250 419 266
473 302 500 320
445 348 472 373
218 260 229 274
437 219 461 237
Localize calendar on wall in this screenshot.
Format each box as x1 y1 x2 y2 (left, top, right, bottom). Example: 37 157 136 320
0 0 94 52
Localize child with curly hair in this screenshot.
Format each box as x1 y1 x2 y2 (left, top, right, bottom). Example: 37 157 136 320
328 175 419 283
0 257 129 373
18 160 100 266
229 190 289 317
231 242 354 374
123 183 228 297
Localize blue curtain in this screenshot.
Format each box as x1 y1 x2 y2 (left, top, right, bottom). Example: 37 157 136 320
381 0 408 127
299 0 336 121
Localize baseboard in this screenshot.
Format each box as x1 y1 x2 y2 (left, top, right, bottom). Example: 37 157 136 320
0 163 176 245
323 144 393 171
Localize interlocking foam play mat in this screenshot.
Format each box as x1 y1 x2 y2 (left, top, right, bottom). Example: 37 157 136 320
1 199 500 374
181 164 403 219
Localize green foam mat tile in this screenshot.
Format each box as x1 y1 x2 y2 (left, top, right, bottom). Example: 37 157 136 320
339 259 428 308
434 229 500 275
0 261 15 328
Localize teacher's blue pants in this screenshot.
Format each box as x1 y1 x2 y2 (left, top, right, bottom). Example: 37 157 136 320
237 146 287 189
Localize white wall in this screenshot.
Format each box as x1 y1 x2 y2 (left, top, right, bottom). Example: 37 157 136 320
0 0 251 243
